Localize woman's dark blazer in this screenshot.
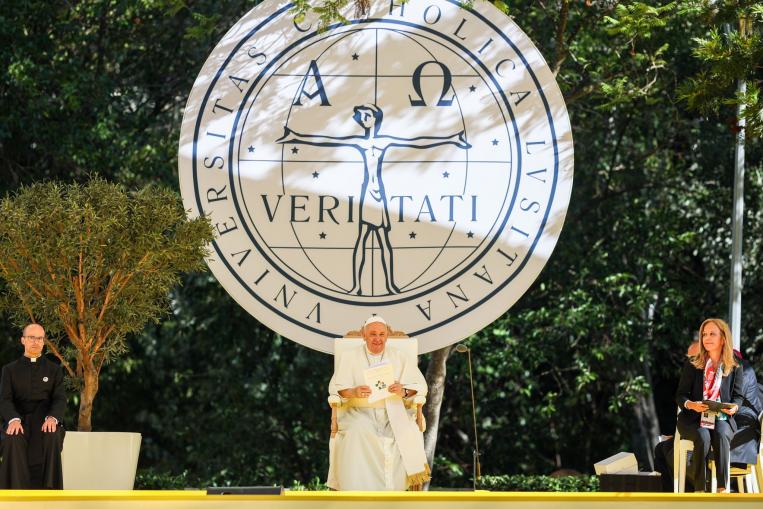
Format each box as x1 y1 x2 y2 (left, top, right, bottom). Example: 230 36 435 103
675 358 745 432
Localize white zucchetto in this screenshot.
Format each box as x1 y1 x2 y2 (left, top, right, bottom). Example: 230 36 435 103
363 315 387 327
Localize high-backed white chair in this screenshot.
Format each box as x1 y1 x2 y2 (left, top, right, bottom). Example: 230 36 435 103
326 327 427 490
328 328 426 436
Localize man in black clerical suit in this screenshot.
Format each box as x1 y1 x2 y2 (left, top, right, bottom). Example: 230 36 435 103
0 323 65 489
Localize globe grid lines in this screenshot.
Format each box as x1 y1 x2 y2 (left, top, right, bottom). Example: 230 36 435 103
184 1 570 349
231 23 518 303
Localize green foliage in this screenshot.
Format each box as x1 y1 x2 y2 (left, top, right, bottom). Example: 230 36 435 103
287 477 331 491
0 177 214 429
135 468 193 490
0 0 761 490
476 474 599 492
291 0 352 28
610 1 763 138
93 272 332 484
0 0 254 188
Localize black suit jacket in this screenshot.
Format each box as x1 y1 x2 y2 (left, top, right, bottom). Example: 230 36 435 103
675 358 744 432
0 356 65 429
730 360 762 464
736 359 762 421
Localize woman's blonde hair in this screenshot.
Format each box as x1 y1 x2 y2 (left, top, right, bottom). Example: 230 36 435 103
691 318 738 375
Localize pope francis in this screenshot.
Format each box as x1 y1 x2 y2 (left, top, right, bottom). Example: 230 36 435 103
327 316 429 490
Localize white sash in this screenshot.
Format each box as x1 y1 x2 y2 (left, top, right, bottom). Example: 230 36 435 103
384 398 430 487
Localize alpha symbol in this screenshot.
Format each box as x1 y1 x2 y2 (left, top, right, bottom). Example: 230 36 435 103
293 60 331 106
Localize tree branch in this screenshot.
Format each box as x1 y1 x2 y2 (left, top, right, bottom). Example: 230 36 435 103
44 337 76 378
553 0 570 76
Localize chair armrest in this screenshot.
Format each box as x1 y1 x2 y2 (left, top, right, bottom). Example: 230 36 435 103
416 403 426 433
328 396 347 439
330 405 338 438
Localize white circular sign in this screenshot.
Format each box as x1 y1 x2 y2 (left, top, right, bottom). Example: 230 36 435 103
179 0 573 353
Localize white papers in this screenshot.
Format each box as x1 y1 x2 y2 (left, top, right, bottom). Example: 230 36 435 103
364 363 395 403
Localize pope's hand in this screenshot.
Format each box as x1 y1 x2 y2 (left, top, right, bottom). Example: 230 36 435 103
354 385 372 398
388 381 404 397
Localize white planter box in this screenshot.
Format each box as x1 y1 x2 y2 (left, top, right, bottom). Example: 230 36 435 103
62 431 141 489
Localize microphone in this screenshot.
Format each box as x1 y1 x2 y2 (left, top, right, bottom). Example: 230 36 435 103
454 343 481 489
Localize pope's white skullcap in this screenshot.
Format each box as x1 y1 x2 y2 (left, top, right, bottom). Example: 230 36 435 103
363 315 387 327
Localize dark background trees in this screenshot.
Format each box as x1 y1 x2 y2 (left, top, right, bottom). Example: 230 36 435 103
0 0 761 487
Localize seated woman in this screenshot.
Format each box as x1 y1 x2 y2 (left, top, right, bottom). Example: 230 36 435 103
327 316 429 491
676 318 744 492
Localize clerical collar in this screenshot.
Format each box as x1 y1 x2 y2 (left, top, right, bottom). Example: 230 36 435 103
23 355 41 363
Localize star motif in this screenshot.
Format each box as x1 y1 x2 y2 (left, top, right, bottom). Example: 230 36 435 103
491 139 499 146
319 232 327 239
291 146 299 154
467 231 475 238
442 171 450 178
469 85 476 92
352 53 359 61
312 171 320 178
247 145 255 153
409 232 416 239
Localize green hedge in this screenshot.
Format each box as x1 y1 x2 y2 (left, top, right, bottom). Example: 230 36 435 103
134 469 598 492
477 474 599 492
134 469 192 490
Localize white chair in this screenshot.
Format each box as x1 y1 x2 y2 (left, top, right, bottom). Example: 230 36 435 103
673 425 694 493
328 328 426 437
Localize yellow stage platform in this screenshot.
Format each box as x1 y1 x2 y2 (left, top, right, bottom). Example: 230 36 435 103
1 490 763 508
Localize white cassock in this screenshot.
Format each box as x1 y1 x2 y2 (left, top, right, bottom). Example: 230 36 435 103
327 344 428 490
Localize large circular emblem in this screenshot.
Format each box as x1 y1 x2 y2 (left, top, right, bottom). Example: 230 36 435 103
179 0 573 353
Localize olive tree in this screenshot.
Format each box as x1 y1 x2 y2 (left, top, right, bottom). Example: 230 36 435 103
0 177 214 431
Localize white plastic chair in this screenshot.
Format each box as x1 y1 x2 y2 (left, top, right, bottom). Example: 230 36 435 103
673 425 694 493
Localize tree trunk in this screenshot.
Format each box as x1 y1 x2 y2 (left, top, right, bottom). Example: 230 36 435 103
423 346 453 469
633 380 660 470
633 298 660 470
78 364 100 432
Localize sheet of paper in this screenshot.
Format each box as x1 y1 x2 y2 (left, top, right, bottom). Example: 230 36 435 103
364 363 395 403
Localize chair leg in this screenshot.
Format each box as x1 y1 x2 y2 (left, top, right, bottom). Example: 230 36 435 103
752 469 761 494
738 475 745 493
678 448 687 493
745 472 756 494
711 461 718 493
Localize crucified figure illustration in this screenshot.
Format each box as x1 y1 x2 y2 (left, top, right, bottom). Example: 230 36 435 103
276 103 471 296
